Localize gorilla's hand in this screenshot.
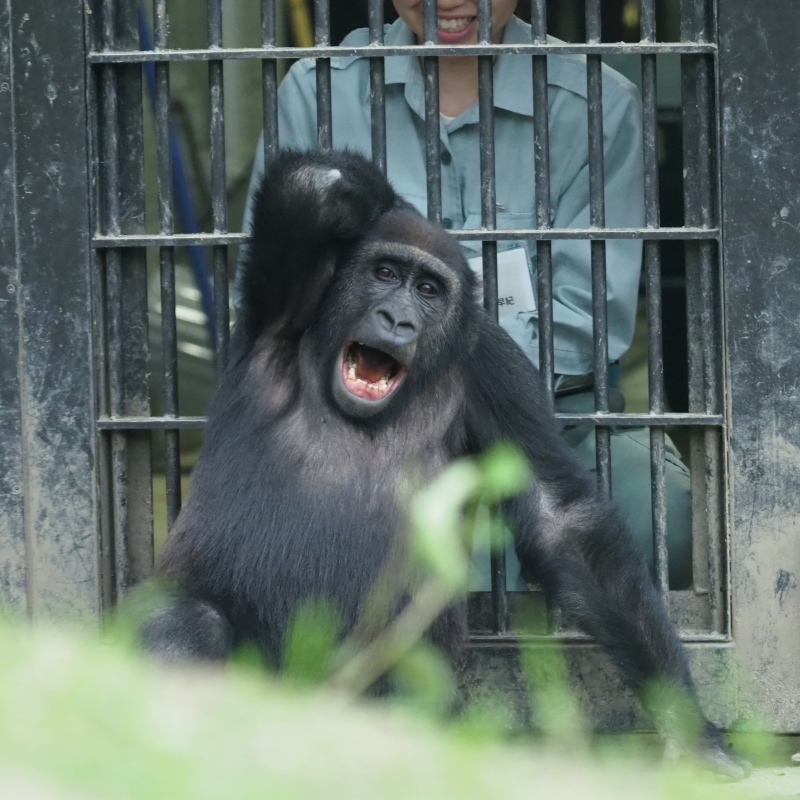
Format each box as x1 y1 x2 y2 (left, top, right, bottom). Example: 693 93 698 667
279 150 398 243
240 151 398 344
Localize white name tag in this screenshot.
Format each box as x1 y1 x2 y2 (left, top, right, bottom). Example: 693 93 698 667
467 247 536 318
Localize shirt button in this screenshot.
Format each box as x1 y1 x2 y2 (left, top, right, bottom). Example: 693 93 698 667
442 218 453 229
440 150 452 166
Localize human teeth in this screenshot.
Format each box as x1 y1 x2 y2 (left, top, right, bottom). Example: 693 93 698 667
438 17 472 32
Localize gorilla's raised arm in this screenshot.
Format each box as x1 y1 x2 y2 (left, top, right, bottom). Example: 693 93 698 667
237 150 398 346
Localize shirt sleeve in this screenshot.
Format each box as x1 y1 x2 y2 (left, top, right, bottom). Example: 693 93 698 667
234 62 318 307
510 79 645 376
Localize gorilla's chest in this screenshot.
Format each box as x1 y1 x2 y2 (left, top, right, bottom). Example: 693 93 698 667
259 412 456 562
277 398 462 491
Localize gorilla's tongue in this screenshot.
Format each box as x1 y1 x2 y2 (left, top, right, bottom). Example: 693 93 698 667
353 343 395 383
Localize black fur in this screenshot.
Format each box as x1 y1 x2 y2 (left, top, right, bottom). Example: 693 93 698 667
142 150 744 777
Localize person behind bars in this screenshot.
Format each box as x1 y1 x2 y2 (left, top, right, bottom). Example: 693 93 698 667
236 0 693 590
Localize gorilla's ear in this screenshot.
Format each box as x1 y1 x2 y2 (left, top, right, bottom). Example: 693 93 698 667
238 151 398 346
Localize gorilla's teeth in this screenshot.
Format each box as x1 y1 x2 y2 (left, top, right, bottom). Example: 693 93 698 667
346 349 357 381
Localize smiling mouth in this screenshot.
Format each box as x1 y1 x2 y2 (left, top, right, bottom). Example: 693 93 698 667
341 342 405 401
438 17 475 33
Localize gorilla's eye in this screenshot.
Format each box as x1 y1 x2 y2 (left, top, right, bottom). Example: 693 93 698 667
375 266 398 282
416 282 438 297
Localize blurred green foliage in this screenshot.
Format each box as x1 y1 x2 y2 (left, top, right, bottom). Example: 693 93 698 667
0 611 765 800
0 446 783 797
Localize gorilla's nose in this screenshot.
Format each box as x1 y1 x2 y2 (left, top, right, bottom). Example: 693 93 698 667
375 309 417 343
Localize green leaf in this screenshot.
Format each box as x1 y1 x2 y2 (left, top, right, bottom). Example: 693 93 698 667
478 442 533 504
410 460 481 590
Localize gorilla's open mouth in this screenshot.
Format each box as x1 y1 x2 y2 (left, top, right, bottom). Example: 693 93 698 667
341 342 405 401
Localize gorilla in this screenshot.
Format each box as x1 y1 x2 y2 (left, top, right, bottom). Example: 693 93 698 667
142 150 743 776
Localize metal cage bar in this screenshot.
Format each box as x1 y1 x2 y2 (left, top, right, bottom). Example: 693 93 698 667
100 0 131 601
422 0 442 224
584 0 611 498
681 0 726 633
640 0 668 596
368 0 387 173
97 412 725 431
261 0 280 163
93 226 721 247
531 0 554 402
154 0 182 528
475 0 506 634
208 0 230 373
98 0 155 602
89 43 718 63
314 0 333 149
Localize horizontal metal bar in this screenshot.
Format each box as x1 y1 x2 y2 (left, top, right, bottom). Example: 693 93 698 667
89 42 717 63
467 632 731 646
99 416 206 429
98 412 724 431
555 413 724 426
93 227 720 248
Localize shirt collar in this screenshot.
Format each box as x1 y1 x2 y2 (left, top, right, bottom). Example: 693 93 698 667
382 15 535 118
384 18 418 86
493 16 534 117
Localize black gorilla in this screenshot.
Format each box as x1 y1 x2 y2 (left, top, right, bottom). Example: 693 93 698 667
142 150 742 776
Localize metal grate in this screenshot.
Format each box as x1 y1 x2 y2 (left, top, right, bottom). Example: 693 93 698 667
89 0 727 642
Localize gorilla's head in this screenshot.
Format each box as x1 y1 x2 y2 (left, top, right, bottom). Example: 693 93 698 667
320 208 478 420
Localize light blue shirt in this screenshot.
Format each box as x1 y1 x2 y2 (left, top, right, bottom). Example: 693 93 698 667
239 15 645 376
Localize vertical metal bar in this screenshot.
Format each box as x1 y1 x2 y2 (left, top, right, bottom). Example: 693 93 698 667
99 3 118 607
315 0 332 150
531 0 554 401
0 0 27 612
478 2 497 321
6 0 100 616
368 0 387 172
641 0 668 595
696 58 717 415
682 0 724 632
704 426 725 633
680 2 704 416
698 3 726 634
585 0 611 497
154 0 181 529
422 0 441 223
86 23 115 612
261 0 280 163
119 3 154 589
476 0 505 633
682 16 716 412
100 0 129 601
680 0 707 604
721 0 800 710
208 0 230 373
